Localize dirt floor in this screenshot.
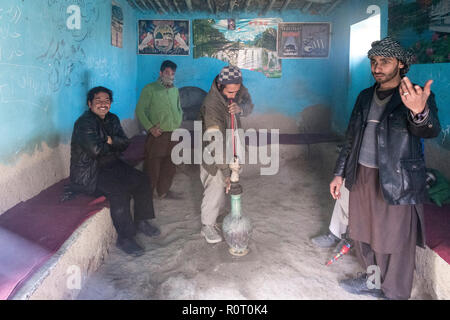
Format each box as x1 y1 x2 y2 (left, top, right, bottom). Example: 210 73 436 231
77 150 432 300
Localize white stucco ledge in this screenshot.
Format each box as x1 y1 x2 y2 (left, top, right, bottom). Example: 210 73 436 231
415 245 450 300
9 207 117 300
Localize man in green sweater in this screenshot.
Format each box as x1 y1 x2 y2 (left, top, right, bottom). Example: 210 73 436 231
135 60 183 199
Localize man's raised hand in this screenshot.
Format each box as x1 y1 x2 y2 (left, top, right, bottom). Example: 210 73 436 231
399 77 433 115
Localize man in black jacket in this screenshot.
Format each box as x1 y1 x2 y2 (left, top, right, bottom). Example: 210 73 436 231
329 37 441 299
68 86 160 256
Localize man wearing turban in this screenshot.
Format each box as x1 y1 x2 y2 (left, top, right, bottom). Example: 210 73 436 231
329 37 441 299
198 65 254 244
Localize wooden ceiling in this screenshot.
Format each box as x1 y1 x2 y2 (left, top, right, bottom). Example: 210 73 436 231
126 0 344 16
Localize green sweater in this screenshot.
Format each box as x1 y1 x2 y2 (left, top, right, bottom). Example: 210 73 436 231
135 79 183 132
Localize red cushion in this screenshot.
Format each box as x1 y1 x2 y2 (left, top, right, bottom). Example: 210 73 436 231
423 203 450 264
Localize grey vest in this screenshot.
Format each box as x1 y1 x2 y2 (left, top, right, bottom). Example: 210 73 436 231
358 91 392 168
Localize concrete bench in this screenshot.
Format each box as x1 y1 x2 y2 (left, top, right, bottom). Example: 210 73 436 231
416 203 450 299
1 135 146 300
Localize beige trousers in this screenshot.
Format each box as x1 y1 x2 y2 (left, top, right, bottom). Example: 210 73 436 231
329 182 349 239
200 165 227 226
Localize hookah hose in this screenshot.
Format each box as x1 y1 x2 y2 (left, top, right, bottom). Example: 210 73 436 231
229 99 236 158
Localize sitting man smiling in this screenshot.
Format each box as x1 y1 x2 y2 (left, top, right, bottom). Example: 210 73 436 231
66 86 160 256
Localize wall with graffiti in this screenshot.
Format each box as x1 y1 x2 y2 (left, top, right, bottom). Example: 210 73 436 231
0 0 137 164
0 0 448 192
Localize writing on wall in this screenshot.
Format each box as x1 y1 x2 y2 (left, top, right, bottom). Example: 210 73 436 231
0 0 100 163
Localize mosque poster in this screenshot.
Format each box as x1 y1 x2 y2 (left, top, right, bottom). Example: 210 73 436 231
277 23 331 59
193 18 282 78
138 20 190 55
388 0 450 64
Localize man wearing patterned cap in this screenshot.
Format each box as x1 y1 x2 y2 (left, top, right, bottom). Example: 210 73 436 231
329 37 441 299
198 65 254 244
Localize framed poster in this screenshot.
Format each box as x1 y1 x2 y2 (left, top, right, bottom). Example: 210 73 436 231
278 23 302 58
111 1 123 48
193 18 282 78
277 22 331 58
138 19 190 55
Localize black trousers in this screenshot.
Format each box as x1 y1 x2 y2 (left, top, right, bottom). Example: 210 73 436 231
96 160 155 238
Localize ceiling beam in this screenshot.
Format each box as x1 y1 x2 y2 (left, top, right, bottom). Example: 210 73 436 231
185 0 193 12
143 0 158 12
130 0 145 12
302 1 313 13
162 0 173 12
214 0 219 14
229 0 236 14
154 0 168 14
171 0 181 13
206 0 214 14
137 0 151 11
126 0 137 10
245 0 252 13
280 0 291 12
261 0 277 15
325 0 342 15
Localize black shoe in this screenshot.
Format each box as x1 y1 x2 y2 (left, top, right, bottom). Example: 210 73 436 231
136 220 161 237
116 237 145 256
339 273 384 298
311 232 340 248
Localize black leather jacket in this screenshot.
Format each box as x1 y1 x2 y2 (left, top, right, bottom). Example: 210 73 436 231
69 110 130 195
334 84 441 205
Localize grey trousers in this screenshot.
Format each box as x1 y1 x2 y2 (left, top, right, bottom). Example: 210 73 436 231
329 182 349 239
200 165 227 226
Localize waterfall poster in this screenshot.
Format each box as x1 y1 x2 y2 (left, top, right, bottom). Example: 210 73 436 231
138 20 190 55
388 0 450 64
193 18 282 78
278 23 331 58
111 1 123 48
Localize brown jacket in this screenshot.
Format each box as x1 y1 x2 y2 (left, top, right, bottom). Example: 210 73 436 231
199 76 254 178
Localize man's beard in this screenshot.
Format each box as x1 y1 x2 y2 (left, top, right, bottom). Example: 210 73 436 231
373 64 400 85
221 92 230 102
161 75 174 87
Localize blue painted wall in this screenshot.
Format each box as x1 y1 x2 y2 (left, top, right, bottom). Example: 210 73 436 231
0 0 137 164
329 0 449 153
1 0 448 167
408 63 450 149
328 0 388 131
136 11 336 117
